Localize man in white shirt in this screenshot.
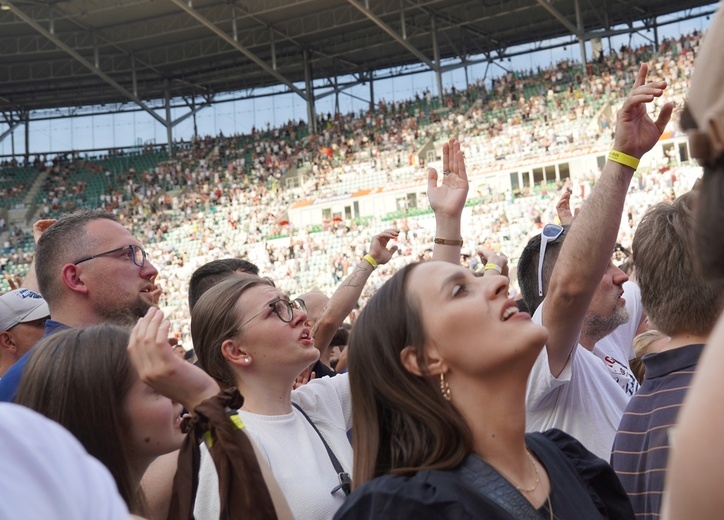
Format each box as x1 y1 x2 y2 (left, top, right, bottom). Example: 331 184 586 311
516 64 673 460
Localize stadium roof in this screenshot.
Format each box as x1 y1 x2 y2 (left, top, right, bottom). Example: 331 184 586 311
0 0 717 116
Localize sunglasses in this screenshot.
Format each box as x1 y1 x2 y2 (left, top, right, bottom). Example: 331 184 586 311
538 224 564 297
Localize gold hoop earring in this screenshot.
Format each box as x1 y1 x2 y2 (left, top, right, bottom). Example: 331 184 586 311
439 373 452 401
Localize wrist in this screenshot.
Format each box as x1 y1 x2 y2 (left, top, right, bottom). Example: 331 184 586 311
363 254 377 269
608 149 640 170
484 262 502 274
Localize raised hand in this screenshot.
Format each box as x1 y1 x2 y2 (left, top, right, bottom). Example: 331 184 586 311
368 228 399 266
613 63 674 159
32 219 56 244
292 365 316 390
478 249 510 278
149 280 163 305
556 191 575 226
427 138 469 221
128 307 219 412
4 273 22 291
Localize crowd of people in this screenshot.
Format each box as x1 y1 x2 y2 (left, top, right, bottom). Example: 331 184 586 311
0 26 704 347
1 10 723 520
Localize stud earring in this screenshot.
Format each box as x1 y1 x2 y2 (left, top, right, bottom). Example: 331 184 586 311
439 373 452 401
244 356 251 363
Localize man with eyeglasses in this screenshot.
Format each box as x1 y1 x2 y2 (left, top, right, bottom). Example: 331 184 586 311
0 209 159 402
518 63 674 461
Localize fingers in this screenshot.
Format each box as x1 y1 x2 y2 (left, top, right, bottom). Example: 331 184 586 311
655 101 675 133
633 63 648 89
427 167 439 190
375 229 399 244
442 141 450 173
454 147 468 181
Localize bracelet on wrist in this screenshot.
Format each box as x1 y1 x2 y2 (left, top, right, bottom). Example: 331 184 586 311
608 149 640 170
363 254 377 269
484 263 503 274
434 237 464 247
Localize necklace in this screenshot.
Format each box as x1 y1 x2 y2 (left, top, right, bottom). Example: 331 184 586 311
545 495 554 520
494 449 540 493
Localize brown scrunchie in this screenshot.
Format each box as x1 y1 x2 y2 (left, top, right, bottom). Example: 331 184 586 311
167 387 277 520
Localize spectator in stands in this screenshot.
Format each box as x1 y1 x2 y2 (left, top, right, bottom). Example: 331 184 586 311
0 289 49 378
0 209 159 402
189 228 398 519
518 63 673 460
334 260 634 519
15 324 185 517
188 258 260 312
610 190 723 518
0 402 132 519
645 12 724 516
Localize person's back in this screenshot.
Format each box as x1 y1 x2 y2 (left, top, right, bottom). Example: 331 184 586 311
0 402 130 520
610 190 724 517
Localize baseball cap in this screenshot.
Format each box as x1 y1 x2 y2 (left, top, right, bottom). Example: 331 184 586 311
687 7 724 166
0 289 50 332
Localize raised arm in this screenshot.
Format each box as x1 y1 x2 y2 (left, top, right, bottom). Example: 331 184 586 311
131 309 294 520
428 138 469 264
128 307 220 412
311 228 399 352
20 219 56 293
542 63 673 376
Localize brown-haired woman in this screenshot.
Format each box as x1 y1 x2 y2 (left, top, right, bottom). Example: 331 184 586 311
188 232 398 519
333 261 634 519
16 324 185 517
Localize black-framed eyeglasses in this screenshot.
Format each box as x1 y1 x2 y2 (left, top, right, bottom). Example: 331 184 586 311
538 224 564 297
237 298 307 331
73 245 148 268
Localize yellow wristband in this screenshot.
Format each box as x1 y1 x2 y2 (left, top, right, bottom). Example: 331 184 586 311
484 263 502 274
608 150 640 170
363 254 377 269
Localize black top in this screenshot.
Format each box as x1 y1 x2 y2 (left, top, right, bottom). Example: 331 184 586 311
312 360 337 378
334 429 634 520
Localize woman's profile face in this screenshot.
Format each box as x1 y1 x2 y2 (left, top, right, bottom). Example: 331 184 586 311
233 284 319 376
406 262 547 379
122 376 185 464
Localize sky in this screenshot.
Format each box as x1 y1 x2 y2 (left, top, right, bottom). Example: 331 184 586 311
0 4 716 158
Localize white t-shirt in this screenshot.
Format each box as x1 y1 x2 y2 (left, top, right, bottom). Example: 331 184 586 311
195 373 352 520
592 281 642 397
0 403 129 520
525 302 631 460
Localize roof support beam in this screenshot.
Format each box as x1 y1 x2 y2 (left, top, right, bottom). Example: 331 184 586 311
347 0 436 71
169 0 307 100
0 120 22 146
535 0 582 36
3 0 168 127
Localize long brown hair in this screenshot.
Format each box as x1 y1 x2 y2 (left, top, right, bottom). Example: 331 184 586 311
348 263 472 488
191 275 275 388
681 105 724 281
16 324 147 515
